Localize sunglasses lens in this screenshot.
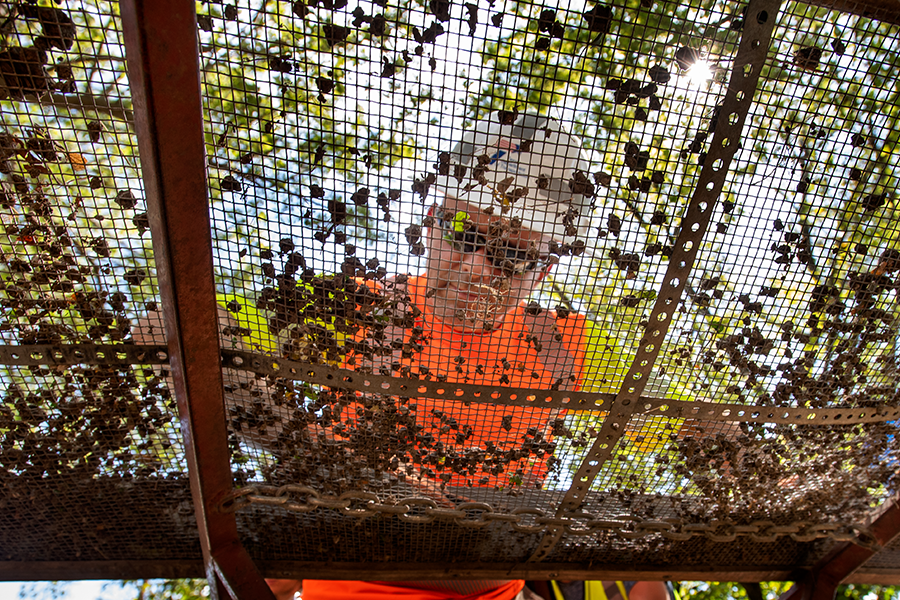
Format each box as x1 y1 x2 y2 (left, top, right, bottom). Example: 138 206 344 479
437 213 544 274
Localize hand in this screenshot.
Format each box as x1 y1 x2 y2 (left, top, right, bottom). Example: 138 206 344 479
266 578 302 600
630 581 671 600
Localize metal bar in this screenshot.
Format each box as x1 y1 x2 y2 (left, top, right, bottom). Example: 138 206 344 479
0 561 205 581
844 570 900 584
25 559 893 585
118 2 273 600
0 344 169 366
255 562 796 582
0 560 808 585
1 343 896 424
781 499 900 600
221 350 900 424
528 0 784 563
798 0 900 25
213 543 283 599
779 574 828 600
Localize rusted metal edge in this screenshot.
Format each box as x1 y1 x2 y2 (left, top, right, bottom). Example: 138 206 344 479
5 561 896 586
11 560 897 585
119 2 272 599
798 0 900 25
844 569 900 584
213 543 278 600
780 498 900 600
0 560 205 581
255 561 795 582
221 350 900 424
527 0 785 563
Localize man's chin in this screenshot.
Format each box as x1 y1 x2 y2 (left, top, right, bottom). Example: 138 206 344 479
433 301 505 332
447 315 500 333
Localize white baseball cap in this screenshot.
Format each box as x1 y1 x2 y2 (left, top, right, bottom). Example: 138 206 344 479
433 112 593 241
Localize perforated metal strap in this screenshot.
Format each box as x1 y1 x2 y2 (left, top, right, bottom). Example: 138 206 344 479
220 349 897 423
527 0 784 562
0 343 170 366
220 349 614 410
2 344 892 424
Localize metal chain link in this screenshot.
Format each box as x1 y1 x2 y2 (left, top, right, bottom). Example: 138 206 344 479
216 485 865 544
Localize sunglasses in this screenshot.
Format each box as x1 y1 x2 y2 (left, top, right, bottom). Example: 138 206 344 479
434 210 548 276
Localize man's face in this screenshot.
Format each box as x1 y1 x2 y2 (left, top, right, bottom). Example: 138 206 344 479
423 198 553 332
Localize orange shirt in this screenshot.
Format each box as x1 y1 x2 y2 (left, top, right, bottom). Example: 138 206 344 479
342 274 586 489
305 277 585 600
301 579 524 600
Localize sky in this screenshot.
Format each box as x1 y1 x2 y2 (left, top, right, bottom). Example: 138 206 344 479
0 580 136 600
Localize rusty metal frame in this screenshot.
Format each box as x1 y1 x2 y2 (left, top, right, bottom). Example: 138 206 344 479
4 559 895 587
781 498 900 599
0 561 205 581
0 0 887 592
119 1 273 599
799 0 900 24
256 562 797 583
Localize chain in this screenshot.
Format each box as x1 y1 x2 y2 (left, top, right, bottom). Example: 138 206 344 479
216 485 864 543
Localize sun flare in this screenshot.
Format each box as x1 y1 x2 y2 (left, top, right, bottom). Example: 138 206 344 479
686 60 713 86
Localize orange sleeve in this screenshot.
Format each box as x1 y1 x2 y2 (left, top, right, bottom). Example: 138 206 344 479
352 276 384 294
553 312 587 390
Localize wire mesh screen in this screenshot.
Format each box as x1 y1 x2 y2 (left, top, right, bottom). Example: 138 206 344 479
0 1 199 565
199 0 900 571
1 0 900 581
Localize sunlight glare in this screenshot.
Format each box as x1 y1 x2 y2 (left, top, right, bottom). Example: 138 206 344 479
686 60 713 86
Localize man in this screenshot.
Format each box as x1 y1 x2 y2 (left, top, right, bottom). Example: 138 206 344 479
282 114 673 599
333 111 592 491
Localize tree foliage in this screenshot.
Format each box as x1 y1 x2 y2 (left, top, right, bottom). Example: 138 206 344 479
677 581 900 600
114 579 211 600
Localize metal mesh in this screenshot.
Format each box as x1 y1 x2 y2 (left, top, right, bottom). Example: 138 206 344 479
0 1 197 566
201 0 900 569
859 530 900 570
1 0 900 580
